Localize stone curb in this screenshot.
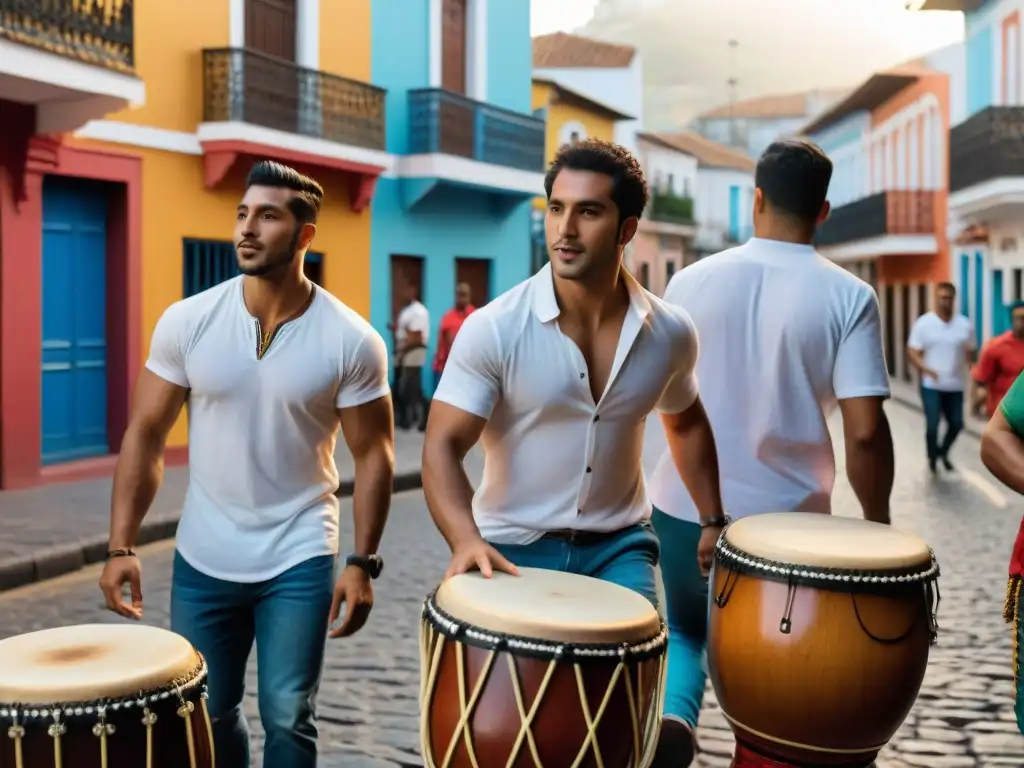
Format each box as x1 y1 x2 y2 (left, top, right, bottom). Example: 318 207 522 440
0 470 425 595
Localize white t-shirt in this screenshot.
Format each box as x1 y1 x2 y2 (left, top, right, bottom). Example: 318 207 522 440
906 312 974 392
433 263 700 545
396 300 430 367
649 238 891 524
145 276 390 582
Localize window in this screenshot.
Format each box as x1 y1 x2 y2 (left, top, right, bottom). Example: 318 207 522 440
183 238 323 297
570 131 580 143
666 260 676 284
639 263 650 289
667 173 675 194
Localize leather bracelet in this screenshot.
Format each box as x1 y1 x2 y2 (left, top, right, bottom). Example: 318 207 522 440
106 548 137 560
699 515 731 529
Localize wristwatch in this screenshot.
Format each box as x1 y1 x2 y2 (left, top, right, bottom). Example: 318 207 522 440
699 514 732 529
345 553 384 579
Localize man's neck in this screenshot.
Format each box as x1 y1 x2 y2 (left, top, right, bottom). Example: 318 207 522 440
755 224 814 246
553 266 628 325
936 310 953 322
242 271 311 326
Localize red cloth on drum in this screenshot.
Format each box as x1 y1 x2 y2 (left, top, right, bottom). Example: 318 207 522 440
1005 523 1024 696
731 744 803 768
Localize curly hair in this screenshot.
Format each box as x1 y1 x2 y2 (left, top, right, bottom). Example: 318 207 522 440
543 139 649 223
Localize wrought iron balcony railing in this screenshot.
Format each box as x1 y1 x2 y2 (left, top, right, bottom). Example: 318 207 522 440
0 0 134 72
949 106 1024 193
648 193 695 225
815 191 935 247
203 48 387 151
408 88 545 173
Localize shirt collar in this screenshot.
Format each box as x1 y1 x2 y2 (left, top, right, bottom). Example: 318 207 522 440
530 262 652 323
747 237 818 257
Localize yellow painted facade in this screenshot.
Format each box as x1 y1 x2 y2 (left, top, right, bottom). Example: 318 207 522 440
78 0 374 449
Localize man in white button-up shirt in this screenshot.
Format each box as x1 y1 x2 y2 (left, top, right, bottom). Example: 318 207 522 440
423 138 727 675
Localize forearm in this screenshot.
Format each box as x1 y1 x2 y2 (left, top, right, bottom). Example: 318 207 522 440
423 439 481 549
662 407 725 520
350 446 395 556
906 349 927 372
845 414 894 525
109 426 166 548
981 429 1024 495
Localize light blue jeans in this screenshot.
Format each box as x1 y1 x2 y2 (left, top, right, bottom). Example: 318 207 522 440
650 508 709 729
489 522 661 609
170 551 336 768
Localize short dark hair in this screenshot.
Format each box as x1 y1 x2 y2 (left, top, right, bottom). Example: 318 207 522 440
245 160 323 224
755 139 832 224
937 281 956 295
543 139 648 223
1010 301 1024 314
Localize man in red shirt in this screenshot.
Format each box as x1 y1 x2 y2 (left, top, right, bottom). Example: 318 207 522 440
973 301 1024 418
432 282 475 391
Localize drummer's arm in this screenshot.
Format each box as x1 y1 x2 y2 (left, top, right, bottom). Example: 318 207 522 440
422 312 501 548
835 290 894 525
981 371 1024 494
109 309 190 549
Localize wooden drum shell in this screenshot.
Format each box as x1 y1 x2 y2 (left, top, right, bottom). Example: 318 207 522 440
708 559 932 766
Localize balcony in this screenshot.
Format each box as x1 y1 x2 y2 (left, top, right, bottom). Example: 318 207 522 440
814 191 938 259
641 192 696 237
398 89 547 209
946 106 1024 221
0 0 144 132
198 48 390 210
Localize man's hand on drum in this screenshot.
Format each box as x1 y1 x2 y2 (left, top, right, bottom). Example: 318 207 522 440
445 537 519 580
328 564 375 639
99 556 144 620
697 525 722 577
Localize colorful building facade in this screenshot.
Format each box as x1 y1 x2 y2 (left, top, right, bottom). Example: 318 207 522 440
0 0 390 488
368 0 545 387
803 63 951 385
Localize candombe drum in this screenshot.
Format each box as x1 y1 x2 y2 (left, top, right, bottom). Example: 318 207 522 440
419 567 667 768
707 513 941 768
0 624 214 768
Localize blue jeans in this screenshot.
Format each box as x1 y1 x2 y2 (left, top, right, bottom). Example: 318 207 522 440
170 551 335 768
651 508 708 729
920 387 964 462
489 522 661 609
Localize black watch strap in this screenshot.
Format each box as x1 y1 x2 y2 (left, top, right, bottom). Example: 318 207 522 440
106 548 137 560
345 554 383 579
699 515 732 529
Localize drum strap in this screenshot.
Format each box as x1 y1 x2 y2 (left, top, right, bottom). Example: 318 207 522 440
1005 576 1022 691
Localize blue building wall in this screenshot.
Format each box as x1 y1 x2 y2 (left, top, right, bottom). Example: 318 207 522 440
809 111 870 154
486 0 532 113
965 21 994 116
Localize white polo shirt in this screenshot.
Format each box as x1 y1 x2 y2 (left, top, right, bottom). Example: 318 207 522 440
145 276 390 582
432 263 700 545
906 311 974 392
649 238 891 524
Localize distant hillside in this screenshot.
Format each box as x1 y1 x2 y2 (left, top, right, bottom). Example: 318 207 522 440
579 0 964 129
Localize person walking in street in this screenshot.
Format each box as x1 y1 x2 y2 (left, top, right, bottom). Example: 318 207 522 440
393 283 430 431
98 160 396 768
431 281 475 392
972 301 1024 419
979 368 1024 736
422 138 727 627
907 283 975 473
650 138 895 765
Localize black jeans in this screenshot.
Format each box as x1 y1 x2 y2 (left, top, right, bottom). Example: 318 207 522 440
395 365 427 430
920 387 964 461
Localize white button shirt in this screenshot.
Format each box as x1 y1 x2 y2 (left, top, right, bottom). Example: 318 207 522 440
432 263 701 545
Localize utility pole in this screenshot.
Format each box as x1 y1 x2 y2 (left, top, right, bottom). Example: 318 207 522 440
727 39 739 148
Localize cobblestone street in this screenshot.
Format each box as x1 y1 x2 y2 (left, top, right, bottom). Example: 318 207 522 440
1 401 1023 766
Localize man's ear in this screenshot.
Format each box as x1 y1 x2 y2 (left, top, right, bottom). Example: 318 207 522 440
618 216 639 247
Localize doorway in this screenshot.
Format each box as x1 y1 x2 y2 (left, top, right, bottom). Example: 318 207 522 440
455 257 490 307
390 255 425 336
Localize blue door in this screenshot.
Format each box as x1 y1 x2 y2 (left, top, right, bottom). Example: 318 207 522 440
728 185 740 241
41 177 109 464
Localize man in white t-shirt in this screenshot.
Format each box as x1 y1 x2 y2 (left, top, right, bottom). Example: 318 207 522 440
98 161 396 768
649 139 894 764
906 282 975 473
393 285 430 431
423 141 727 719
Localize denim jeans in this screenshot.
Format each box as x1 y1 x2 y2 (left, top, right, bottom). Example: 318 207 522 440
170 551 335 768
650 508 708 729
920 387 964 462
489 522 661 609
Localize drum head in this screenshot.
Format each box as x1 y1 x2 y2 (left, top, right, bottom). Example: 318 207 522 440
434 566 661 645
723 512 931 570
0 624 202 705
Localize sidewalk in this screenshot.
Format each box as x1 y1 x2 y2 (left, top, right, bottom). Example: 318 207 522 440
0 429 439 593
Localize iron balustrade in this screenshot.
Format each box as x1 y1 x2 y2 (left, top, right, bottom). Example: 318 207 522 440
814 191 935 247
0 0 134 72
202 48 387 150
949 106 1024 193
408 88 545 173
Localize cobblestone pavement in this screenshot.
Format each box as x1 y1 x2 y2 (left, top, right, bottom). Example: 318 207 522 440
1 402 1023 766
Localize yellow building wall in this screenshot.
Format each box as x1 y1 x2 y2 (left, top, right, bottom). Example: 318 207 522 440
73 0 374 449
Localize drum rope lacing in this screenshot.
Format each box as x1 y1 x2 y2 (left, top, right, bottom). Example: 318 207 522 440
419 594 666 768
713 537 943 645
2 656 215 768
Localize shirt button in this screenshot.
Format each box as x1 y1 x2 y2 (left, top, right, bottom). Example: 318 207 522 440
593 415 600 422
586 466 592 473
580 372 585 379
577 508 583 515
